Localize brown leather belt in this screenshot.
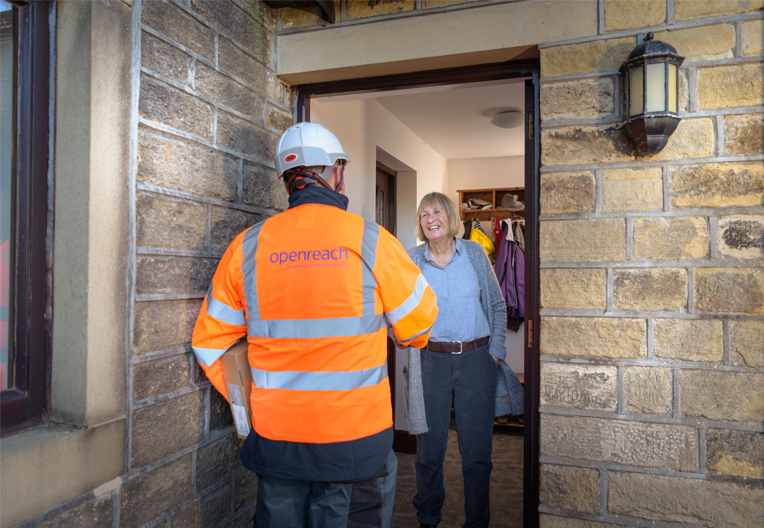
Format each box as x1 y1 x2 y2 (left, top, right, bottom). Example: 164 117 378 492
426 336 489 354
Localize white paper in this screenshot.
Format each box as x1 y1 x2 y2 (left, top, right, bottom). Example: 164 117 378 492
232 403 250 437
227 383 244 407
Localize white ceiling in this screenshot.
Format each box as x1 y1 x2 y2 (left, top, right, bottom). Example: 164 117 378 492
315 78 528 160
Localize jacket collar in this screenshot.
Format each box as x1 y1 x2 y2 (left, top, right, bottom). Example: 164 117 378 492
288 185 349 211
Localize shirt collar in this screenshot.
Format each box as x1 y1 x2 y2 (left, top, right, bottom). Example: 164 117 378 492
423 237 462 265
288 185 349 211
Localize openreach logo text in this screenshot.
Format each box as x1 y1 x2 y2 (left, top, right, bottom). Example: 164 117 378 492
270 246 349 266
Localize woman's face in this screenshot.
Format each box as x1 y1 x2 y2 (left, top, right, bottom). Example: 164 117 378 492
420 202 449 243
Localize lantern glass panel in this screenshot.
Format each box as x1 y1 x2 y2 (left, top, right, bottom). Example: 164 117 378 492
630 65 644 116
646 62 666 112
668 63 678 113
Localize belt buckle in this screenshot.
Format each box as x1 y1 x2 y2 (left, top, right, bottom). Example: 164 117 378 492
450 341 463 354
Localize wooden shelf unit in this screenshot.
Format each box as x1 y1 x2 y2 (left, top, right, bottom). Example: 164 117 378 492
458 187 525 221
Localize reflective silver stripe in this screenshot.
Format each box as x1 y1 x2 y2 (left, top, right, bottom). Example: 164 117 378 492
207 295 246 326
385 273 429 325
241 221 266 321
251 360 388 391
361 221 379 317
193 346 228 367
399 324 433 345
248 313 386 339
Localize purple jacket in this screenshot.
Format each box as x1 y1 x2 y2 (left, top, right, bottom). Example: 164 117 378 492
494 221 525 318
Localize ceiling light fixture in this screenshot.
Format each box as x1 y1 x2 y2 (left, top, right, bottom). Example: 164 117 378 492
490 110 524 129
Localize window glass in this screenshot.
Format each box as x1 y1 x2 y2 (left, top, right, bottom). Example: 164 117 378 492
0 0 13 390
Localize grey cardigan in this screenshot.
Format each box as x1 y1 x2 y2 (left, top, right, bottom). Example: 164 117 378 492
404 239 525 434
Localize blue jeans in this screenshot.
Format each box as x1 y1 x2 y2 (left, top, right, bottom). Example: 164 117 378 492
255 449 397 528
413 345 498 528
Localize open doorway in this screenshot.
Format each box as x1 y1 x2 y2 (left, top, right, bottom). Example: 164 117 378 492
297 61 540 528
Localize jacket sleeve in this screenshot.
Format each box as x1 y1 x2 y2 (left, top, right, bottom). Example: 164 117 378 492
191 232 248 400
471 241 508 361
374 228 438 348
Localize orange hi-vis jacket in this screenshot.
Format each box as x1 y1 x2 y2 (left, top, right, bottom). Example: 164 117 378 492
192 186 438 481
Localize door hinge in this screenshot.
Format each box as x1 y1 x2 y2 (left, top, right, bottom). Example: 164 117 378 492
527 112 533 141
527 319 533 348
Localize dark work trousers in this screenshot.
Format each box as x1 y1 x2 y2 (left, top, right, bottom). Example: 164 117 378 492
255 449 397 528
413 345 498 528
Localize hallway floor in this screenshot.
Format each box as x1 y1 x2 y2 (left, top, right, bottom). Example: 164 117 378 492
391 426 524 528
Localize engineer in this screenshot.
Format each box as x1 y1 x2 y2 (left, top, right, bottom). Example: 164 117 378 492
191 122 438 528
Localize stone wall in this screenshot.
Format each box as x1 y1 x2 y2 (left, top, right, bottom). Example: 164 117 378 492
537 1 764 526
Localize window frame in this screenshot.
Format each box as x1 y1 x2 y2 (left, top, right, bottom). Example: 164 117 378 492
1 0 52 432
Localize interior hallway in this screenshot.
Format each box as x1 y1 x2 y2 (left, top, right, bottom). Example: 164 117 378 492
391 426 524 528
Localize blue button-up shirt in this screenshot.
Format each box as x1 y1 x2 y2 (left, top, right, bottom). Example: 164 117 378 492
422 238 491 343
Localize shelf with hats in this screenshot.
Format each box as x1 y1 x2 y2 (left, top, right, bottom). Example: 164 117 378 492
457 187 525 221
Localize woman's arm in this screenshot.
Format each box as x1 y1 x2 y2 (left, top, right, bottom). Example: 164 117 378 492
474 244 507 361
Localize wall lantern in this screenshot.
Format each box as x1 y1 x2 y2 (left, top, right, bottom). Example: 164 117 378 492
619 32 685 156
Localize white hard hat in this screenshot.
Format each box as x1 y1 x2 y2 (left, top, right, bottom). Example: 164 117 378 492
274 122 349 182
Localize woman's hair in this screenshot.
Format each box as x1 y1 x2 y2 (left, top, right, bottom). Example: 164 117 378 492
415 192 461 242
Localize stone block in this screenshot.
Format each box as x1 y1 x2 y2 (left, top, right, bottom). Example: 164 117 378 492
718 215 764 260
641 118 714 162
697 63 764 110
235 471 258 511
633 217 710 261
191 0 272 61
133 299 202 355
742 19 763 56
608 471 764 527
724 113 764 156
423 0 478 7
730 320 764 368
602 167 663 212
195 64 264 120
624 366 672 414
347 0 415 19
142 0 215 61
681 370 764 422
671 163 764 209
210 207 264 252
540 38 635 77
540 516 616 528
281 1 339 28
37 494 114 528
707 428 764 479
539 464 599 514
540 363 617 410
540 317 646 359
605 0 665 31
171 484 231 528
694 268 764 314
138 129 238 201
210 385 235 431
540 414 698 471
675 0 764 20
217 110 278 160
141 31 190 84
540 78 614 121
541 125 634 166
197 433 245 490
243 161 289 211
131 391 204 468
139 76 211 139
613 268 688 312
133 354 192 400
136 192 208 251
120 454 193 528
540 219 625 262
654 24 735 62
218 38 282 101
136 256 218 296
654 319 723 362
539 171 596 214
266 103 293 133
540 268 606 310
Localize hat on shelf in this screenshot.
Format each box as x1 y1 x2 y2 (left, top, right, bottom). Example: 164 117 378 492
497 193 524 211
